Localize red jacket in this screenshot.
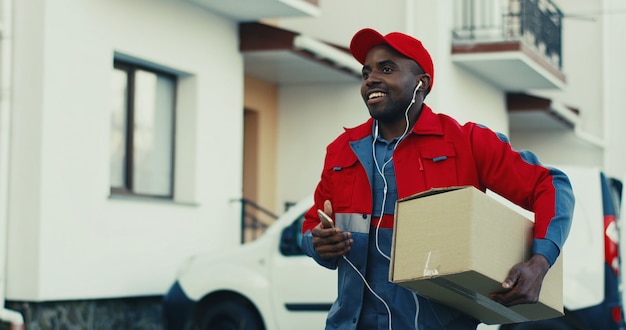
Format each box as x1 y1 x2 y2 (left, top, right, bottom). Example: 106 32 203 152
303 104 574 265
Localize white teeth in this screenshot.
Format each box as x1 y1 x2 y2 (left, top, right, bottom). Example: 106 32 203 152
369 92 385 99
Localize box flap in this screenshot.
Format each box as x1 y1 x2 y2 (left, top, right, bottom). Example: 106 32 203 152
396 186 471 203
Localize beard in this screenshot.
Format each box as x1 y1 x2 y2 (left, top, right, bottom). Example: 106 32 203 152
367 97 413 123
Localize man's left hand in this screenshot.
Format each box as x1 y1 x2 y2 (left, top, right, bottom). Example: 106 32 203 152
489 254 550 306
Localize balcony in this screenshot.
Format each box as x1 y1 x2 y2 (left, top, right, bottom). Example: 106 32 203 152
452 0 565 91
186 0 320 21
240 22 361 84
507 92 580 131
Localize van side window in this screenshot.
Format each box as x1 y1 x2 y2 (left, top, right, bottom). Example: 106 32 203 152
279 215 305 256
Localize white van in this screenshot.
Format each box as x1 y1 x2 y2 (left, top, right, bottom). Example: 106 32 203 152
162 195 336 330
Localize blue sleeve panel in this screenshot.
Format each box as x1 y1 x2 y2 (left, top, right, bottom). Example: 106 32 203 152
539 166 575 266
532 238 560 265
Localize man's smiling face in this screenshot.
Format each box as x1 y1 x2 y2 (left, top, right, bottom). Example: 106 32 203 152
360 44 421 123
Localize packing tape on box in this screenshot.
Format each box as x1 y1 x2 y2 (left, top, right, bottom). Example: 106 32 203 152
423 251 440 277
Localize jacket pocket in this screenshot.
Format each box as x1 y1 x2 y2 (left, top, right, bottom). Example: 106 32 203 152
420 143 458 188
328 155 359 209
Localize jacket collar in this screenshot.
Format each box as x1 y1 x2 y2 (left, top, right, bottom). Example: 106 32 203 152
411 104 443 136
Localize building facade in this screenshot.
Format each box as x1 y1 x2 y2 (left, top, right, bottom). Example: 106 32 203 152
0 0 624 328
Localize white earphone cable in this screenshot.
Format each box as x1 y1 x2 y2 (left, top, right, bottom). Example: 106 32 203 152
343 255 393 329
373 81 421 260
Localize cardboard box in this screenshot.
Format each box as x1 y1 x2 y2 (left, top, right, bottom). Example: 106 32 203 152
389 186 563 325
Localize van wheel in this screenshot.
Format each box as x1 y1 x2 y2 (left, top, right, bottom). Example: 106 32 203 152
196 299 263 330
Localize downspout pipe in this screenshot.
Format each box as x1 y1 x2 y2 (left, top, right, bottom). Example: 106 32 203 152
0 0 24 328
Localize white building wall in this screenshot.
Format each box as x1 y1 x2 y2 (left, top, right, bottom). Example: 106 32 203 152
510 130 604 168
603 0 626 180
276 83 362 204
7 0 46 300
8 0 244 300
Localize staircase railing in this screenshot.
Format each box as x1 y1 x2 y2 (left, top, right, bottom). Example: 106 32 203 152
232 198 279 243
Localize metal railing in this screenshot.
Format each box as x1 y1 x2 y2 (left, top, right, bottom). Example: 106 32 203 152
453 0 563 69
232 198 279 243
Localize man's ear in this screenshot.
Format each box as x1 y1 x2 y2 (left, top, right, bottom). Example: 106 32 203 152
418 74 431 91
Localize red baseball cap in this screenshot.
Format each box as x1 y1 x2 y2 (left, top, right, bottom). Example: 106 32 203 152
350 28 434 89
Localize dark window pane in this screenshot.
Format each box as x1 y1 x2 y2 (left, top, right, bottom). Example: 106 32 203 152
110 61 176 198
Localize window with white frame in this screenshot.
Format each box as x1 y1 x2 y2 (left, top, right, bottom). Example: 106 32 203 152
110 60 176 198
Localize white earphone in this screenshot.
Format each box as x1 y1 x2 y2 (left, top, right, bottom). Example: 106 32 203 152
410 81 423 105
